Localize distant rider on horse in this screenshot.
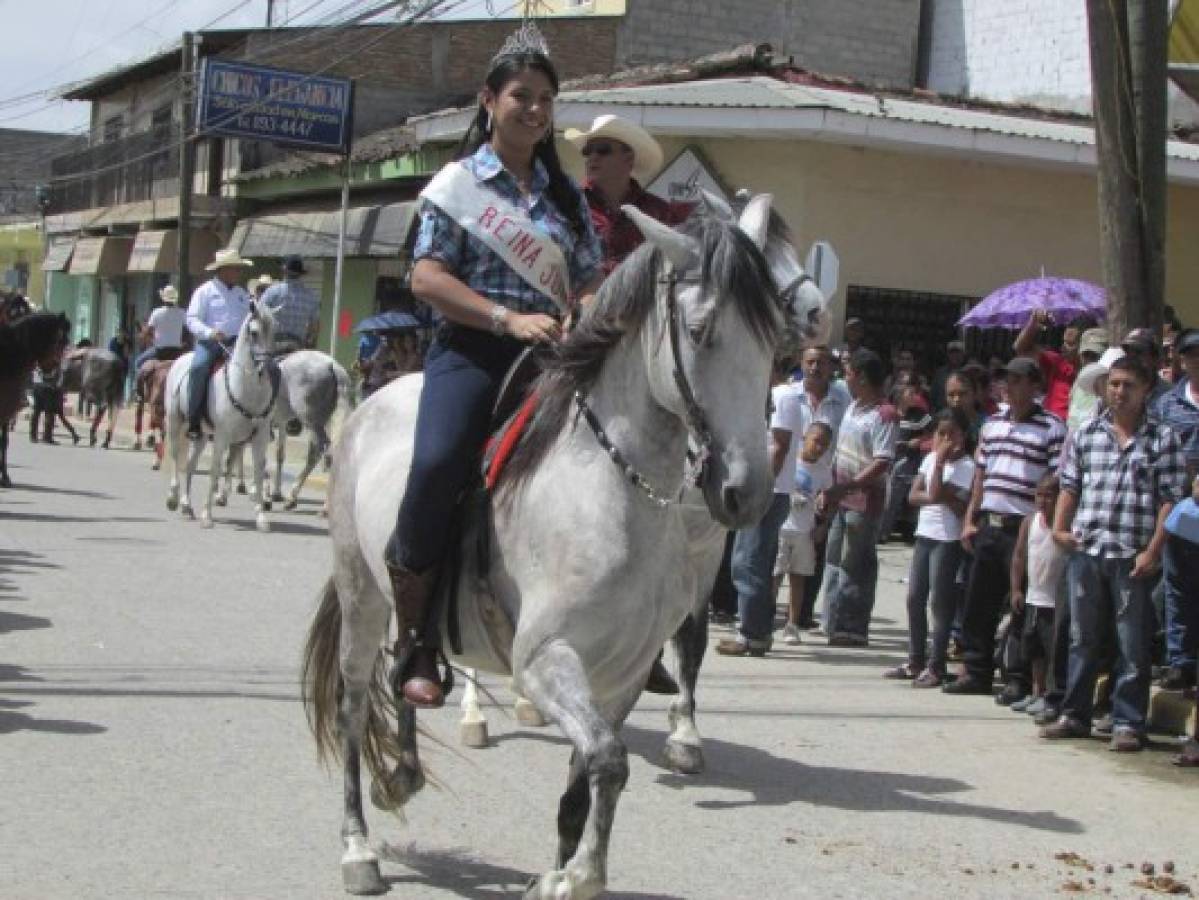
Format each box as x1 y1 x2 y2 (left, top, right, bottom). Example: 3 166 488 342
261 255 320 355
184 249 254 440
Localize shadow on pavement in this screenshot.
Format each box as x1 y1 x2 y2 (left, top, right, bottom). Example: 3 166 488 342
10 482 115 500
379 842 685 900
619 724 1083 835
0 511 159 525
232 519 327 537
0 608 52 634
0 668 106 736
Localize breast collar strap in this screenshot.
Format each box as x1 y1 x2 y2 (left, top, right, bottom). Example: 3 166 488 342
222 359 278 421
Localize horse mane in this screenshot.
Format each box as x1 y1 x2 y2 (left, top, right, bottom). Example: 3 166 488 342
500 215 780 490
0 312 69 379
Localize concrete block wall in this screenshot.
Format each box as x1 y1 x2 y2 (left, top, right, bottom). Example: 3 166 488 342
925 0 1092 113
616 0 922 88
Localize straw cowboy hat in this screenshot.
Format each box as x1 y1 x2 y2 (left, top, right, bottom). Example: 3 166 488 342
205 247 254 271
158 285 179 304
564 114 664 181
255 274 274 290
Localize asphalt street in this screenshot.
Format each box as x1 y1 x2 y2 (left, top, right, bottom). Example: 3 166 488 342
2 430 1196 900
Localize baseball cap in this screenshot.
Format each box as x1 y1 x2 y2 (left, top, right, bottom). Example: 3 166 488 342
1176 328 1199 355
1005 356 1041 380
1121 327 1158 354
946 340 966 353
1079 327 1108 357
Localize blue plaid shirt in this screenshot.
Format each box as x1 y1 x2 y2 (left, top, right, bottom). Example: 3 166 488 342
261 278 320 343
1061 409 1187 559
1155 377 1199 472
413 144 601 317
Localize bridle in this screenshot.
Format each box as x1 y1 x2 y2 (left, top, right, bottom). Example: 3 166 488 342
217 325 279 421
574 259 718 508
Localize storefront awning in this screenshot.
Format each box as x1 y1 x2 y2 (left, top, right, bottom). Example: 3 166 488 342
230 202 419 260
42 239 76 272
123 228 222 275
69 236 133 276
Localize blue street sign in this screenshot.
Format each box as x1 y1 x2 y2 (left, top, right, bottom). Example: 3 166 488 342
197 59 353 153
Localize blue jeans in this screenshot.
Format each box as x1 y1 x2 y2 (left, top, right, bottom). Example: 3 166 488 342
821 508 880 639
186 339 231 424
391 327 523 573
1061 553 1155 734
1164 534 1199 671
731 492 791 645
906 537 963 673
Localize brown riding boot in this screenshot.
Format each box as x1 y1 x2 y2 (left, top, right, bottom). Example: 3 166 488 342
386 563 445 709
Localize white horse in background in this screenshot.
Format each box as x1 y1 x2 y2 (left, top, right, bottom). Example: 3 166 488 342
457 192 834 772
303 197 786 898
163 299 278 532
221 349 352 512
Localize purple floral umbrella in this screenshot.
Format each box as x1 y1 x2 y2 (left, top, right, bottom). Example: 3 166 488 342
958 277 1106 329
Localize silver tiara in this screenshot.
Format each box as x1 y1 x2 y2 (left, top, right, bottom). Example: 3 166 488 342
490 20 551 67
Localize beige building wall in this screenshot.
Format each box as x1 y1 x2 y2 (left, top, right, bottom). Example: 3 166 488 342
562 134 1199 333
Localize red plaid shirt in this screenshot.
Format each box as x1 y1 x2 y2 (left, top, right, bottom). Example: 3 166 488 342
583 179 693 274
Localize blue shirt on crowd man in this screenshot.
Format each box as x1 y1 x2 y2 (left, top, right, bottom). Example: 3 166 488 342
261 255 321 348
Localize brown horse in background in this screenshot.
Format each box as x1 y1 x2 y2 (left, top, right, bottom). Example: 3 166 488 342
0 304 71 487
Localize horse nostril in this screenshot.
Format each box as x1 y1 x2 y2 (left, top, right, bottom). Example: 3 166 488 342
721 485 742 518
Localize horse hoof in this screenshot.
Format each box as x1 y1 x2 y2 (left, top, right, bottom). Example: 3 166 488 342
514 697 547 728
662 740 705 775
271 491 286 502
88 436 96 447
341 859 386 896
166 496 179 512
524 870 597 900
236 483 247 495
215 495 227 507
0 475 11 489
151 460 161 471
284 496 298 511
256 516 270 533
460 718 490 749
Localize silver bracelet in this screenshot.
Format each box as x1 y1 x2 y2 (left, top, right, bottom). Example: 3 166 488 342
490 303 509 336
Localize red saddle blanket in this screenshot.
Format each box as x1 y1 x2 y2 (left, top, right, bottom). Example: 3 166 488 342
483 392 539 491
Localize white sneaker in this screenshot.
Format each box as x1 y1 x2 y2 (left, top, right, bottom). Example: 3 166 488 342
782 624 802 645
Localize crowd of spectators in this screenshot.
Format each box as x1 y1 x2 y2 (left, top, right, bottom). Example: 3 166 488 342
717 310 1199 767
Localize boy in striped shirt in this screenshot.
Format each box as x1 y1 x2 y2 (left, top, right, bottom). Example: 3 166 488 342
944 356 1067 699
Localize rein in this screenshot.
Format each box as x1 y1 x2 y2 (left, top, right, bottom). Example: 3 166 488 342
219 342 278 421
574 261 716 509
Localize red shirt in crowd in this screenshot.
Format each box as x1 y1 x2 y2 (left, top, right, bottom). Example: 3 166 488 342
1037 349 1077 420
582 179 692 274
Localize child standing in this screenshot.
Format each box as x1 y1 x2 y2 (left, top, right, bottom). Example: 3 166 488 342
1009 474 1068 716
776 422 834 644
885 408 976 686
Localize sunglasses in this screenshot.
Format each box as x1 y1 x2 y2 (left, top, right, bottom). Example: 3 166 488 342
581 142 622 158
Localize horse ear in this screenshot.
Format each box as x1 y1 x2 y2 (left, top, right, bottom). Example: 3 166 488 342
622 204 698 271
737 193 773 252
699 189 733 221
248 300 260 321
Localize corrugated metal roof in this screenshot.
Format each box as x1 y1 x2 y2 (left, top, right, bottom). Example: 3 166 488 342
559 76 1199 162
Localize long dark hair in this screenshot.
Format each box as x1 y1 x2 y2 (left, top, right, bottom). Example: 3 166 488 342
457 51 588 241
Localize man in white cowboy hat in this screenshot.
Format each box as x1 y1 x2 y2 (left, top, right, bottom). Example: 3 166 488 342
135 284 188 375
565 114 691 275
184 247 254 438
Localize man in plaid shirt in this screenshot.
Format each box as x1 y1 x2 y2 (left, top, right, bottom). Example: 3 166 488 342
1041 355 1187 751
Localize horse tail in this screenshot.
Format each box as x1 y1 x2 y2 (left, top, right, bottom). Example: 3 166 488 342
301 575 345 765
301 575 404 782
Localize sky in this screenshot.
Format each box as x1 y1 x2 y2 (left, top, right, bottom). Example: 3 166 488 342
0 0 507 134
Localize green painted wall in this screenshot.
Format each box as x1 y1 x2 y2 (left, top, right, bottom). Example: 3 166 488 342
316 258 377 371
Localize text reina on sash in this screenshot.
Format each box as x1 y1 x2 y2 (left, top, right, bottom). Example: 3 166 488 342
477 205 567 301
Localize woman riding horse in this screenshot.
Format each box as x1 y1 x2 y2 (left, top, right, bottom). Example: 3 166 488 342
382 23 603 709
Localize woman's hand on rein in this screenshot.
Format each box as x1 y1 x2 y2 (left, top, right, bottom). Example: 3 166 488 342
507 313 562 344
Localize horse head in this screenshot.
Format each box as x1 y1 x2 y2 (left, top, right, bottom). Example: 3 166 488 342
31 313 71 371
242 299 276 375
702 190 832 349
624 201 783 528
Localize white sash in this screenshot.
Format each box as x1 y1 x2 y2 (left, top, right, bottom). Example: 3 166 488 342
420 161 571 314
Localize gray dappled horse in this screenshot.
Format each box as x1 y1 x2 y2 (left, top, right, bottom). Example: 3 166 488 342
222 349 352 512
303 197 786 898
62 348 126 449
163 299 278 531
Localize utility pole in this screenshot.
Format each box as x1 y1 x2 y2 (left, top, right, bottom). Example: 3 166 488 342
266 0 275 27
176 31 196 301
1085 0 1168 339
